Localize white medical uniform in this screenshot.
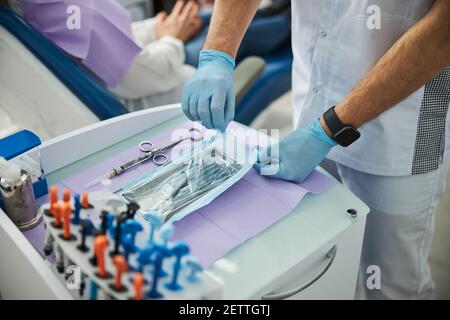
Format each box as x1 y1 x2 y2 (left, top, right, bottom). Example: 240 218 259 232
291 0 450 299
110 18 195 111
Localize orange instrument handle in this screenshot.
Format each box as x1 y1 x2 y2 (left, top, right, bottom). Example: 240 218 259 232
113 255 128 289
62 202 71 239
49 186 59 217
63 188 71 203
98 255 106 277
94 236 109 277
49 186 58 204
81 192 89 208
133 273 144 300
53 202 62 226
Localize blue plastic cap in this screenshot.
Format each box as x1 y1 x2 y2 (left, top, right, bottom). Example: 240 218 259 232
186 257 202 271
171 242 190 256
159 223 174 241
142 211 163 226
0 130 41 160
122 219 143 234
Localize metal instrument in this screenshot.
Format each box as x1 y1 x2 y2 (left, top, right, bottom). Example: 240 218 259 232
85 128 203 188
0 170 41 230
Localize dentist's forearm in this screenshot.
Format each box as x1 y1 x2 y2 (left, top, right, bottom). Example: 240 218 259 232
203 0 261 58
323 0 450 134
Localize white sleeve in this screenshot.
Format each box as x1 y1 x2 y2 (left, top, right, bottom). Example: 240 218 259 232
131 18 158 47
110 36 192 100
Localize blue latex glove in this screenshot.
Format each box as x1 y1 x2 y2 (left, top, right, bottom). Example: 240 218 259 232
182 50 235 131
255 118 337 182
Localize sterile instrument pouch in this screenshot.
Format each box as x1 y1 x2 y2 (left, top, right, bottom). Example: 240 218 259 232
117 133 257 223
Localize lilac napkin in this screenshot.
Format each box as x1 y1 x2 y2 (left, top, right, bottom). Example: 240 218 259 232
21 0 141 86
27 122 335 268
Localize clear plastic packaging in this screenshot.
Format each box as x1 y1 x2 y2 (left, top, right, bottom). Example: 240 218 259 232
117 134 256 223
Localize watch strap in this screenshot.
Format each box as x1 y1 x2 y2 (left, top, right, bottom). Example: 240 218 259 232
323 106 345 136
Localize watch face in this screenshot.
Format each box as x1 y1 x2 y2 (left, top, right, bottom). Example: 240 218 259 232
334 127 361 147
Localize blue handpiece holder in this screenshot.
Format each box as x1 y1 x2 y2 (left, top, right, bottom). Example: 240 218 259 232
185 257 203 283
121 220 143 267
102 212 115 236
122 237 135 263
152 223 175 278
72 194 81 225
136 247 154 273
121 220 143 246
79 219 95 236
165 242 190 291
121 219 143 269
134 247 154 285
146 245 170 299
88 280 98 300
159 223 174 247
142 211 162 246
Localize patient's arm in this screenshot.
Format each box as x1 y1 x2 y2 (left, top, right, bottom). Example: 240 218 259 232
154 1 202 43
131 18 158 47
132 0 201 48
110 36 194 100
115 1 202 99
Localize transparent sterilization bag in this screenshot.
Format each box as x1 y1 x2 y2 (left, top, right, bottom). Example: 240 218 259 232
117 134 256 223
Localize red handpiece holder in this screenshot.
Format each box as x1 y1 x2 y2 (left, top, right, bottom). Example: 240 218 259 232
112 255 128 291
81 192 89 208
133 273 144 300
61 202 72 239
49 186 58 216
63 188 71 203
53 202 62 227
94 235 109 278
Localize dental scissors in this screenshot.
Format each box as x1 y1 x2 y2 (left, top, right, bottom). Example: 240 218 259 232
85 128 203 188
138 128 203 165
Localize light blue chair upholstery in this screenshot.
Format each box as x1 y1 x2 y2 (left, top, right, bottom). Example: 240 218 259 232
235 44 293 125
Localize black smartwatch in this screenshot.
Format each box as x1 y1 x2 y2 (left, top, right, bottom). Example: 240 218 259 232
323 106 360 147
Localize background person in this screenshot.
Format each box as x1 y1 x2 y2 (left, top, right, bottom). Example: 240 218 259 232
20 0 202 111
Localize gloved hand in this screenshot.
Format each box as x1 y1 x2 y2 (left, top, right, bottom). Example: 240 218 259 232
255 118 337 182
182 50 235 131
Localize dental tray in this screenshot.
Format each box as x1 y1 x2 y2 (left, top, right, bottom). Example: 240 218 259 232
117 134 257 223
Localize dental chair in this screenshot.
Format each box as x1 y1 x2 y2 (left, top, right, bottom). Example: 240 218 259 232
235 44 293 125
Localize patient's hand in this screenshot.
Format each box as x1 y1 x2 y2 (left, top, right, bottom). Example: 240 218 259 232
155 0 203 43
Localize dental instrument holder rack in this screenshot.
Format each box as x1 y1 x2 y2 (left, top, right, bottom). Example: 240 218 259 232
39 199 222 300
